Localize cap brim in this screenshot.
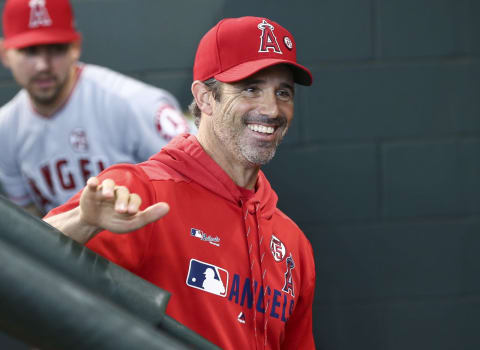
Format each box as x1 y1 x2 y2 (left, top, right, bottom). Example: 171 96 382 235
2 29 81 49
214 58 313 86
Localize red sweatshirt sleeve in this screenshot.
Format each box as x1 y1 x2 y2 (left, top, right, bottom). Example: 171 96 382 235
45 164 156 274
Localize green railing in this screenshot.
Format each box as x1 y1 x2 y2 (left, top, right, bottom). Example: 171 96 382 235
0 196 220 350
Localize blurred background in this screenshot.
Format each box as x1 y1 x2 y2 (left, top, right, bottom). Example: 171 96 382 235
1 0 480 349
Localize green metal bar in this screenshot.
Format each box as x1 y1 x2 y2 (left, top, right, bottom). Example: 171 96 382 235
0 239 191 350
0 196 220 350
0 195 169 323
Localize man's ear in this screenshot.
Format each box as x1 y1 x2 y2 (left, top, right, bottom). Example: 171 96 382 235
191 80 214 116
70 40 82 61
0 39 11 68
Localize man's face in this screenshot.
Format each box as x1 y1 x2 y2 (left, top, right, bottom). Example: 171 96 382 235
2 43 80 106
210 65 295 166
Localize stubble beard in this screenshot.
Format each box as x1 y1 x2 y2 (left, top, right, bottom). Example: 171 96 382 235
238 127 287 165
215 112 289 167
27 74 66 107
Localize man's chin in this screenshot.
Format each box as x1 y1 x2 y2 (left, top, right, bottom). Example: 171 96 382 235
241 147 277 166
29 91 60 107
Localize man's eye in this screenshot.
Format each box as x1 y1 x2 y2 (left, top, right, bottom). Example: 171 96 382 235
19 44 69 56
21 47 38 56
49 44 69 55
244 86 258 93
277 90 293 99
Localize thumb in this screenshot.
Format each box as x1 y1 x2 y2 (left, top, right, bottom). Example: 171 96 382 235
139 202 170 225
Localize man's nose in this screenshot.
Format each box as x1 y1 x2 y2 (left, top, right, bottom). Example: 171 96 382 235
259 91 280 118
33 52 51 71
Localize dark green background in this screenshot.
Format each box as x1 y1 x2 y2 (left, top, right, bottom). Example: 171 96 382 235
1 0 480 349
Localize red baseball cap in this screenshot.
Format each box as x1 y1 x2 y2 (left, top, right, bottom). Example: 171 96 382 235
2 0 81 49
193 16 312 86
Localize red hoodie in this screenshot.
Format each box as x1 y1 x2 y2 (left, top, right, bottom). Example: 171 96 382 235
47 134 316 350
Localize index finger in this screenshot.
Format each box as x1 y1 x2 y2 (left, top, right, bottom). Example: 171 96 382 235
85 176 99 190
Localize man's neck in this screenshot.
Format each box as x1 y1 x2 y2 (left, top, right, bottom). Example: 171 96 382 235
32 66 79 117
196 129 260 190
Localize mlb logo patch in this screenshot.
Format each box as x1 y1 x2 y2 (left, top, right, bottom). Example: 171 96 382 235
191 228 203 238
186 259 229 297
190 228 221 246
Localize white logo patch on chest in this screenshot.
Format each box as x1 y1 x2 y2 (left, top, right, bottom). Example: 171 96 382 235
270 234 286 262
69 128 89 153
190 228 220 246
186 259 229 297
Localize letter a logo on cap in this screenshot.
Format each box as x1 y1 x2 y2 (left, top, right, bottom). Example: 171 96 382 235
29 0 52 28
257 19 282 54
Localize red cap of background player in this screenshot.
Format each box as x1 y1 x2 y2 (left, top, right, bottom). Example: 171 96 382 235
193 16 312 86
2 0 81 49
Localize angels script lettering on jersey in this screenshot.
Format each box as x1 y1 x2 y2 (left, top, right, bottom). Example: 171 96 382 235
228 274 295 323
27 156 106 212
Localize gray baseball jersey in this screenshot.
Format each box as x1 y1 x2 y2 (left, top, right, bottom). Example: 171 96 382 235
0 63 189 213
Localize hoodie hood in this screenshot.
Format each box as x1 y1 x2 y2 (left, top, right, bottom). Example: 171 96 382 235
147 134 278 218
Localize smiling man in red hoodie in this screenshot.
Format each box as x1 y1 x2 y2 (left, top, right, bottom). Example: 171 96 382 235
45 16 316 350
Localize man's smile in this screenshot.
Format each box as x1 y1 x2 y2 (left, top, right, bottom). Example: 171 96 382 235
247 123 275 134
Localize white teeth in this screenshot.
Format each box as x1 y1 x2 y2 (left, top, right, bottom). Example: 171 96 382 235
248 124 275 134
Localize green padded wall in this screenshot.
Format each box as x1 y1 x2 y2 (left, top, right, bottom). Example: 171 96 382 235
1 0 480 349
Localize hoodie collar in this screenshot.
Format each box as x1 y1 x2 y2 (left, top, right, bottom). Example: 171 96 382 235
149 134 278 218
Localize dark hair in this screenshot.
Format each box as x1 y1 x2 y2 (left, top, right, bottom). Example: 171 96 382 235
188 78 222 128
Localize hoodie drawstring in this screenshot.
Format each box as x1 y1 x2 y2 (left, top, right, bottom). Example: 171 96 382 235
242 199 271 350
255 203 271 350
